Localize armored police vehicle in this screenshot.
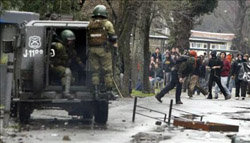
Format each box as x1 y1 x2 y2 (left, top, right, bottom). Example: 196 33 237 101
0 11 38 126
10 20 109 124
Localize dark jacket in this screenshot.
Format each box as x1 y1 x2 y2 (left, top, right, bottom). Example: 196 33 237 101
155 65 164 79
177 56 195 78
193 58 202 76
232 59 247 77
208 57 223 77
199 64 206 78
163 57 174 72
152 53 162 62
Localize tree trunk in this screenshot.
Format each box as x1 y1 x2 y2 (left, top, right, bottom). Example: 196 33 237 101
232 0 248 53
141 2 152 93
116 1 139 97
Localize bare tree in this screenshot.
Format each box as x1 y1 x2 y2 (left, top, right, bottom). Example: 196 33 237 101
160 0 218 52
107 0 141 97
232 0 250 53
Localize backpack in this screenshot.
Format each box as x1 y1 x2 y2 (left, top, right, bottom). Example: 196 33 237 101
238 62 250 82
88 20 108 46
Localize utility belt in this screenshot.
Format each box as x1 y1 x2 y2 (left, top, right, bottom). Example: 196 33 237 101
90 43 111 52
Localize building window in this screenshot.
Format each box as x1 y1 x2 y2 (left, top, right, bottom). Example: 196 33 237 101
220 44 226 50
211 44 218 49
197 43 201 48
204 44 207 49
211 45 215 49
191 42 196 48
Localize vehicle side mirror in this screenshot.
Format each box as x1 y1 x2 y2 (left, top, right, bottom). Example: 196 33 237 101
2 40 14 53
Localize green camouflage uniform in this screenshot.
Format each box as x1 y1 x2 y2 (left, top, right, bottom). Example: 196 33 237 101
88 19 115 89
50 42 69 84
50 41 82 84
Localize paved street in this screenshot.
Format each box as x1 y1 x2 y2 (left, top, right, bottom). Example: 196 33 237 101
1 91 250 143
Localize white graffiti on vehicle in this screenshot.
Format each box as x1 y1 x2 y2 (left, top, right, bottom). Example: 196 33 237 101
23 49 44 58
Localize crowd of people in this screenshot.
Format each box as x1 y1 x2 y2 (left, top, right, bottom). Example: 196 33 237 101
149 47 250 104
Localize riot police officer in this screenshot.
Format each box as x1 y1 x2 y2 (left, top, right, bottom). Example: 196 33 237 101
88 5 117 96
50 29 83 98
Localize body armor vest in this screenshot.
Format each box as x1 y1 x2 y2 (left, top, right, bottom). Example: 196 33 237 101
88 20 108 46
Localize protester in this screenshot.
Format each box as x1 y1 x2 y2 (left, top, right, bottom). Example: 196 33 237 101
155 51 195 104
227 54 235 93
170 47 180 63
149 56 156 87
244 54 250 95
152 47 162 62
188 52 208 98
197 55 207 95
162 49 170 63
206 50 231 100
214 52 231 99
232 53 248 100
162 51 174 86
154 59 164 90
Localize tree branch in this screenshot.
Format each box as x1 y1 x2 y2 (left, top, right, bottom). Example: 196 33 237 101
106 0 117 21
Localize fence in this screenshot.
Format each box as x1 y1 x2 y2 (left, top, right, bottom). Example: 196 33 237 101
132 97 203 125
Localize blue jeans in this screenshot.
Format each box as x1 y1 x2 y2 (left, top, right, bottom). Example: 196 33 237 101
214 76 231 97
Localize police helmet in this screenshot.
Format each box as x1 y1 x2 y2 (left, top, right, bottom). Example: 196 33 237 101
61 30 75 43
92 5 108 18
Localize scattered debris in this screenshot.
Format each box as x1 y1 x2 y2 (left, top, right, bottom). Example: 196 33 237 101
231 135 250 143
8 133 17 138
181 114 200 120
51 133 58 137
155 121 162 126
132 132 171 143
41 125 45 130
173 118 239 132
62 135 71 141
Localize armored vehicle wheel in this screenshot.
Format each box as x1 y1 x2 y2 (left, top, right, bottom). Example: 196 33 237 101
94 100 108 124
18 103 32 123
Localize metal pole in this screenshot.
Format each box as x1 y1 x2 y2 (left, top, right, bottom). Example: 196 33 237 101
200 116 203 122
132 97 137 122
168 99 173 125
164 114 167 122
